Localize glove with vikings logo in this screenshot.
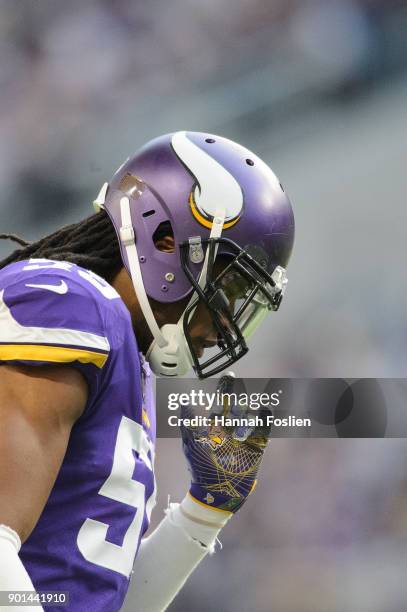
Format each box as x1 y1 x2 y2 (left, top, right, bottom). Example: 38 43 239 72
181 373 271 514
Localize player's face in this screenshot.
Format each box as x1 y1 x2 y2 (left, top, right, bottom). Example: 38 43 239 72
156 256 239 359
152 235 239 358
186 266 237 358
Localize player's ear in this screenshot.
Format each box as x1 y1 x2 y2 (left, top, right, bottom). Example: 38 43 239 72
153 220 175 253
154 235 175 253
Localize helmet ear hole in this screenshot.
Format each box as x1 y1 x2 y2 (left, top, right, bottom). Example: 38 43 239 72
153 221 175 252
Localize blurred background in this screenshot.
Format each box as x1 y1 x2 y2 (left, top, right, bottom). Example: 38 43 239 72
1 0 406 610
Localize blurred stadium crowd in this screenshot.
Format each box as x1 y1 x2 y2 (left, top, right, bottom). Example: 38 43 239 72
1 0 407 229
1 2 407 611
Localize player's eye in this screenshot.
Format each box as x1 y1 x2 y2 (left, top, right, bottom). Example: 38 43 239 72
219 271 253 301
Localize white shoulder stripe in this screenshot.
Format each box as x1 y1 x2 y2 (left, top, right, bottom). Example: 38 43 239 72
0 290 110 353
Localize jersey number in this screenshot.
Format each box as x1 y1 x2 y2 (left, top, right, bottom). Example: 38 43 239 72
77 417 156 577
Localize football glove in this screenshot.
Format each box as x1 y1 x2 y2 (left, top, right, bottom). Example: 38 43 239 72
181 374 271 514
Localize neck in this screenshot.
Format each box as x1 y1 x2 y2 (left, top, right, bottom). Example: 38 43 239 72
111 268 154 355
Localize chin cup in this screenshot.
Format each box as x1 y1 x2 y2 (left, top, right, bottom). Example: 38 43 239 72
147 323 193 377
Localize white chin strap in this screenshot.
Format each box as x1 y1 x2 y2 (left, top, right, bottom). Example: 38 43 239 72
119 196 225 377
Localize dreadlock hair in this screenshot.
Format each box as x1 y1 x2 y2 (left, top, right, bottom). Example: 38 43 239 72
0 211 123 284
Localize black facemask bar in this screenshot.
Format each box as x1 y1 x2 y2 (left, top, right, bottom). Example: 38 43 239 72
179 237 287 379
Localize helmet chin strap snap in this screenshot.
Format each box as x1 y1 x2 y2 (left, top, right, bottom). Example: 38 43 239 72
119 195 226 377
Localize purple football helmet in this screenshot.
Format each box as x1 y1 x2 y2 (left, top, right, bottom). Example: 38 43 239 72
93 131 294 378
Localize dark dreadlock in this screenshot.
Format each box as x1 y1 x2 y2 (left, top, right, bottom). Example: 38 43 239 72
0 211 123 284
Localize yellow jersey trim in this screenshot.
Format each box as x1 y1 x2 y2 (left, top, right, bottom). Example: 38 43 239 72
142 408 151 429
0 344 108 368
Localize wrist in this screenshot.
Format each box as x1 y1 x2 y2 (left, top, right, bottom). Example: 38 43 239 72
189 482 248 514
168 493 232 551
182 492 233 527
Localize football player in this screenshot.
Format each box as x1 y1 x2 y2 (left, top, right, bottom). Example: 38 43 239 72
0 131 294 611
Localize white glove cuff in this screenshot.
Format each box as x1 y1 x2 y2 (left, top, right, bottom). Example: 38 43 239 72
167 493 232 552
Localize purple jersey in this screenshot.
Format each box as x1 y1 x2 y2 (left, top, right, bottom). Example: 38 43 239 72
0 259 157 611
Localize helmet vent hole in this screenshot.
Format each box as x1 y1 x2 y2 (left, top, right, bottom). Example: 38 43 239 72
279 183 285 192
246 158 254 166
142 209 156 218
205 138 215 143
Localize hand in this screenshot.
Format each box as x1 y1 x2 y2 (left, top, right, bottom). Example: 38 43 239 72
180 374 271 514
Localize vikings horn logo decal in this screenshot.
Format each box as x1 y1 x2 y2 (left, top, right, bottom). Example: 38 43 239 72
171 131 243 229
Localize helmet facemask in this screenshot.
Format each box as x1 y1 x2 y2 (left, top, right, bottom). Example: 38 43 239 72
179 237 288 378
